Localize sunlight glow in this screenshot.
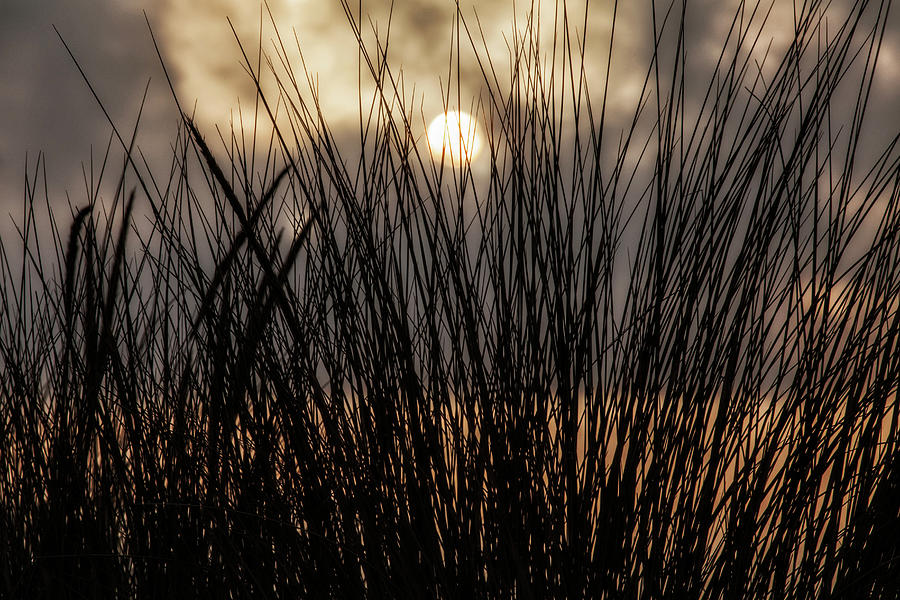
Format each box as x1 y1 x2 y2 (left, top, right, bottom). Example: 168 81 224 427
427 111 483 165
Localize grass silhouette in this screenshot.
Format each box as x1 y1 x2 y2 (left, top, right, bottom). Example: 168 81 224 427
2 0 900 597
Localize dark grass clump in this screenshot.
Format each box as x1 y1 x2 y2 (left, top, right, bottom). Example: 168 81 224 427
2 0 900 597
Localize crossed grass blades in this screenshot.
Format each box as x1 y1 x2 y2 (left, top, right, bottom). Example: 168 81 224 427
2 0 900 597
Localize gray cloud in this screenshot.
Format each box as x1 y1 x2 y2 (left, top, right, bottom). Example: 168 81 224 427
156 0 645 145
0 0 181 248
2 0 899 243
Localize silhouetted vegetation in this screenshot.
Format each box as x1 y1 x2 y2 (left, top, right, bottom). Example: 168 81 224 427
2 0 899 597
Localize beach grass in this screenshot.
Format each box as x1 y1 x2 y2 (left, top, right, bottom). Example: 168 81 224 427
2 0 900 597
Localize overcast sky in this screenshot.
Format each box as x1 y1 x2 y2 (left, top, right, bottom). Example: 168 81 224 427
2 0 899 244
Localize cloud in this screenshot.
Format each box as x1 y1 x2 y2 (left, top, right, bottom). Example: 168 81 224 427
156 0 648 147
0 0 175 223
2 0 898 230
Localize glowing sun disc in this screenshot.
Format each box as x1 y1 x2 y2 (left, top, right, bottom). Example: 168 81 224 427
427 111 483 164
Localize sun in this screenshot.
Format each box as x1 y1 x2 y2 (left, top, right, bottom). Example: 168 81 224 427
427 111 483 165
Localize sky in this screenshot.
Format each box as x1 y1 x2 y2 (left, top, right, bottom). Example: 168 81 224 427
2 0 900 245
